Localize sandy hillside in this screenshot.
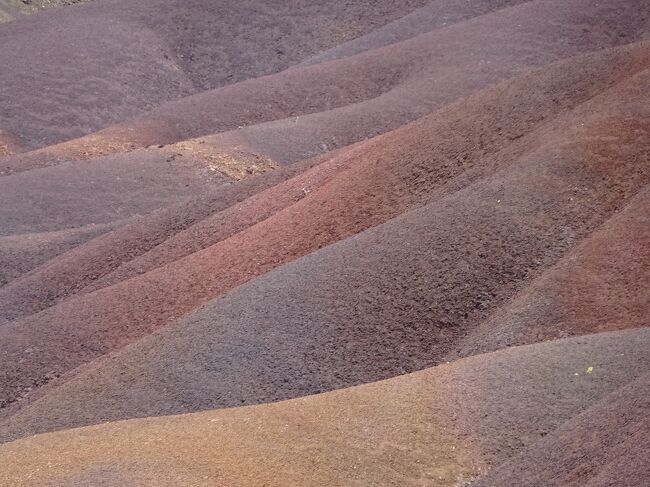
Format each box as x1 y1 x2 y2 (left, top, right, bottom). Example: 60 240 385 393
0 1 648 485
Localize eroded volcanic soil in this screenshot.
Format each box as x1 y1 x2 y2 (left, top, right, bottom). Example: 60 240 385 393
0 1 648 486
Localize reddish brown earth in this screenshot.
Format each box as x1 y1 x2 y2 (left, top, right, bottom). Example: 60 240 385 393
5 40 648 327
2 40 649 315
452 185 650 358
0 0 648 484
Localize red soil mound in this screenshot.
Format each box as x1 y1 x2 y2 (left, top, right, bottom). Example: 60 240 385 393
0 329 647 483
0 153 323 321
84 41 650 297
1 42 646 321
0 51 648 434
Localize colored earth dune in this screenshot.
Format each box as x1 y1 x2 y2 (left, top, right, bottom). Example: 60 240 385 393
0 1 648 485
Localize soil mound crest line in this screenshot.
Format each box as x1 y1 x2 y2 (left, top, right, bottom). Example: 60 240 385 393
298 0 529 66
452 184 650 359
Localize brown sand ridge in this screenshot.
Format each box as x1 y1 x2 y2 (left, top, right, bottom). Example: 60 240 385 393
0 0 648 484
0 329 647 486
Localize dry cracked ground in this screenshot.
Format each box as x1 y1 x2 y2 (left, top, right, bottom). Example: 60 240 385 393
0 1 648 485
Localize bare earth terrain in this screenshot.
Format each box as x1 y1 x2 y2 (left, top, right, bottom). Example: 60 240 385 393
0 1 648 485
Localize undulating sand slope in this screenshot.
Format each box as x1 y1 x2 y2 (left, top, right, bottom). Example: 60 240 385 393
299 0 528 66
4 0 648 175
471 373 650 487
1 0 575 253
0 150 242 235
0 1 647 484
0 0 515 168
0 0 425 148
1 42 647 321
452 185 650 358
0 43 648 326
0 329 647 485
0 220 123 287
3 38 647 326
0 154 327 323
0 1 90 22
77 41 650 298
1 53 648 436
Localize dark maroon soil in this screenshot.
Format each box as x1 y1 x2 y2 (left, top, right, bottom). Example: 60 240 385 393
0 220 123 286
452 185 650 358
0 0 426 148
3 0 647 176
471 373 650 486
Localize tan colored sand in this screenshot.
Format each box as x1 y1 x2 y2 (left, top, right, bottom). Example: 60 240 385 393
1 328 647 486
